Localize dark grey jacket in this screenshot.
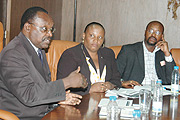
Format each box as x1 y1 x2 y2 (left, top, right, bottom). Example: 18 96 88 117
0 32 66 120
116 42 175 85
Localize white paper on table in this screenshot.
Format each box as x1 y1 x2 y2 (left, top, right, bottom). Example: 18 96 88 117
99 106 134 118
106 89 139 98
133 85 151 91
120 107 134 118
98 98 132 108
105 90 118 98
132 85 172 96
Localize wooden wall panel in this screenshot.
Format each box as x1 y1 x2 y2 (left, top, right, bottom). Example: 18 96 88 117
6 0 180 49
60 0 74 41
60 0 180 49
9 0 62 41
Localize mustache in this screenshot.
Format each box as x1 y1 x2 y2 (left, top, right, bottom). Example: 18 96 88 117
148 36 157 41
42 37 51 42
147 36 157 46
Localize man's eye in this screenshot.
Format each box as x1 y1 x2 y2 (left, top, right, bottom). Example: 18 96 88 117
41 27 47 32
149 29 153 33
99 36 102 39
90 34 94 37
156 31 160 35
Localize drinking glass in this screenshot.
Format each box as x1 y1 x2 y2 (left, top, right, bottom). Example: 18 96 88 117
139 89 152 114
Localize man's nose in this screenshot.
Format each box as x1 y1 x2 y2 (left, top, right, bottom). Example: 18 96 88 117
152 32 156 37
94 37 98 43
47 30 53 37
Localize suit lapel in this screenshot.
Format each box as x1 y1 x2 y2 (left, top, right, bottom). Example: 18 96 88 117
98 49 106 77
19 32 47 81
42 50 51 82
155 51 164 80
136 42 145 71
82 44 97 72
81 44 105 77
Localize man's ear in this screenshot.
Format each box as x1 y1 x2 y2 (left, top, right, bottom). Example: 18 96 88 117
82 33 85 40
23 23 31 32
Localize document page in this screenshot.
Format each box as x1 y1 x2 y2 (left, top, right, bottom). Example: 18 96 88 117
98 98 132 108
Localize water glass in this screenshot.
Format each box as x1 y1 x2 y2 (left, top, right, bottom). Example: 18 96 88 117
139 89 152 114
151 79 157 94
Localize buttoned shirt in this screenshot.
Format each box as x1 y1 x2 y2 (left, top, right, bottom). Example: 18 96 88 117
142 41 173 85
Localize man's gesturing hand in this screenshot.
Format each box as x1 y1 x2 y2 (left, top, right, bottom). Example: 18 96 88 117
58 90 82 105
62 66 88 89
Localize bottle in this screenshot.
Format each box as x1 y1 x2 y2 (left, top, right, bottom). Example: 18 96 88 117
171 66 179 96
106 96 119 120
152 80 163 117
170 96 178 120
132 109 141 120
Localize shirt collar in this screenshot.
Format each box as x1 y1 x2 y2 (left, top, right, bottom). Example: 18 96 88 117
143 41 160 53
26 37 39 55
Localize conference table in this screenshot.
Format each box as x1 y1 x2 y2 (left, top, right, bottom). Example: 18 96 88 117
42 92 180 120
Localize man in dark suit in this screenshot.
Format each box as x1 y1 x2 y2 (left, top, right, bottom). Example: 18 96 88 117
0 7 87 120
116 21 176 88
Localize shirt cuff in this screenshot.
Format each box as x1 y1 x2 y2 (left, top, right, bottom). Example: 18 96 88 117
165 55 173 62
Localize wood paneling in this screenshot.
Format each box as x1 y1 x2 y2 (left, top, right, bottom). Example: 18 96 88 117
0 0 7 46
5 0 180 49
61 0 180 49
60 0 74 41
9 0 62 41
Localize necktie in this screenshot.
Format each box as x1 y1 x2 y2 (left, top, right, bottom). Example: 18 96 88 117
37 48 43 65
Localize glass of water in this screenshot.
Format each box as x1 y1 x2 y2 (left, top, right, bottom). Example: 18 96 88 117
139 89 152 114
151 79 157 94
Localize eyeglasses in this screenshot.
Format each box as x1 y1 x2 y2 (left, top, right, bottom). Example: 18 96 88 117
29 23 56 33
148 29 161 36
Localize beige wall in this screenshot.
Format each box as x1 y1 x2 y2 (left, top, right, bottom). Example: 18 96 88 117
61 0 180 49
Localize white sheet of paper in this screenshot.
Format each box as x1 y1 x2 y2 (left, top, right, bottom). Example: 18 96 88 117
99 106 134 118
98 98 132 108
134 85 151 91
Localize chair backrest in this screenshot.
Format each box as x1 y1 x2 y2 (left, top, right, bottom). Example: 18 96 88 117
109 46 122 59
0 22 4 52
170 48 180 72
0 109 19 120
46 40 79 81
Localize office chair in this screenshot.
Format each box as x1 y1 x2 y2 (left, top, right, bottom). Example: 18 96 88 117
0 109 20 120
0 21 4 52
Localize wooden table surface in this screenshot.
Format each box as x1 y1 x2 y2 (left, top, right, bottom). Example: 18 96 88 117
42 93 180 120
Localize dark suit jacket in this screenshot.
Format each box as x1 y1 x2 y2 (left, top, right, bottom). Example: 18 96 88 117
57 43 121 95
116 42 175 85
0 32 66 120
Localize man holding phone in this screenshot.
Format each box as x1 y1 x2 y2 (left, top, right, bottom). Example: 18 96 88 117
116 21 176 88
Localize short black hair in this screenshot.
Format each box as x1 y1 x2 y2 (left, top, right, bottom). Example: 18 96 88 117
84 22 105 33
146 21 164 34
20 6 48 30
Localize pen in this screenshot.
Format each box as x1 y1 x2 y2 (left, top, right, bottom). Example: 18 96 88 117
164 87 180 93
163 87 171 91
